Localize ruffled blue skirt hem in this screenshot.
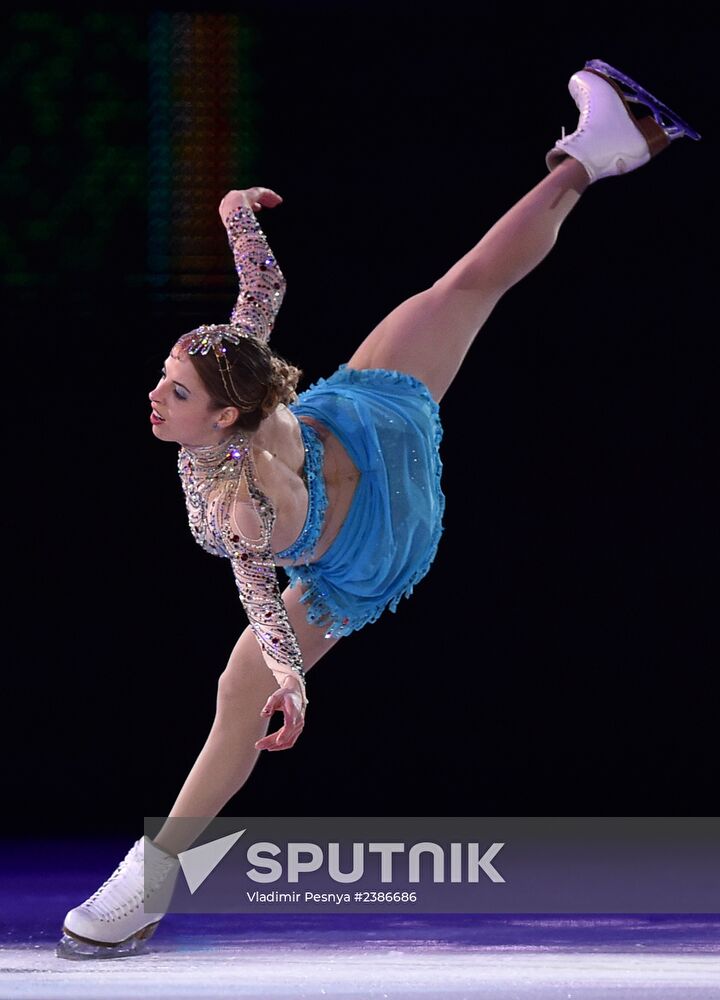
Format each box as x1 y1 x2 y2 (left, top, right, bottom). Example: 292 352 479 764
283 363 446 639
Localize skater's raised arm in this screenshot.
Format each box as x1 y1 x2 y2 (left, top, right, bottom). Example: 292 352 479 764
219 188 287 342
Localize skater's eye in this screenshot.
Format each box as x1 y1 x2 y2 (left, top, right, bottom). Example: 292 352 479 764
160 366 190 400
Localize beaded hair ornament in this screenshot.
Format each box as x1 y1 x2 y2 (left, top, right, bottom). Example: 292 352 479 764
175 323 256 412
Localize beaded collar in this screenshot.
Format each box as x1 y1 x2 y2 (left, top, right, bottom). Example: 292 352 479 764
180 435 251 482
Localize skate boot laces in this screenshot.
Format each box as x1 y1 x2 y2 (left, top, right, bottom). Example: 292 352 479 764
79 838 178 924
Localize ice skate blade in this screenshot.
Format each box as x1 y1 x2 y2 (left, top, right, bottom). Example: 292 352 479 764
585 58 701 141
55 921 160 961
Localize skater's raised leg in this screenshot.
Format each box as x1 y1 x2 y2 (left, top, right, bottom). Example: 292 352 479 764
347 62 699 405
346 157 589 403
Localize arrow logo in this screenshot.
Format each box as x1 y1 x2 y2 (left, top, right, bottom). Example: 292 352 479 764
177 829 246 894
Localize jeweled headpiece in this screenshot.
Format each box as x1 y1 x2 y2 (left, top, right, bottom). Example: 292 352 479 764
175 323 256 411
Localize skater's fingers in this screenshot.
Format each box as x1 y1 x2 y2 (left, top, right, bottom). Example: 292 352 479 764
252 187 283 201
257 718 303 750
252 190 283 213
265 729 289 750
266 727 303 750
256 686 305 748
259 688 298 720
260 695 279 717
255 731 276 750
219 188 282 224
256 729 288 750
255 711 304 751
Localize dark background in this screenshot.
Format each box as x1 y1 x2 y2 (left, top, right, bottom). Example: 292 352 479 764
2 4 715 836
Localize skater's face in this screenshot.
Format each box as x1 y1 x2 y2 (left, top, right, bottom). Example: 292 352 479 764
148 349 241 448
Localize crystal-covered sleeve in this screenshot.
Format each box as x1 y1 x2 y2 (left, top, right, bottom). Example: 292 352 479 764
224 205 287 342
228 547 309 710
222 492 309 711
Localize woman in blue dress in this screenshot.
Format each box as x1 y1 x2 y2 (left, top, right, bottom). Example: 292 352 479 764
57 59 700 958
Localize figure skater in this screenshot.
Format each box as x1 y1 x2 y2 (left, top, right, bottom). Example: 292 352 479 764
56 59 700 959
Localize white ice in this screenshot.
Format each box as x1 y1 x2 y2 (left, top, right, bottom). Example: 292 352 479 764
2 941 720 999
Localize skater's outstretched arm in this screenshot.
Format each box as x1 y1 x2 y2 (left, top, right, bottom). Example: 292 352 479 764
227 517 309 714
177 438 308 713
219 452 309 713
219 188 287 341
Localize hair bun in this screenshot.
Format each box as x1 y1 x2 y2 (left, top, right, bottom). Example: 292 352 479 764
261 355 302 418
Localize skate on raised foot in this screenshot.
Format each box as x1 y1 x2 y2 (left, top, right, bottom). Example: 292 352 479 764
546 58 702 183
56 835 180 960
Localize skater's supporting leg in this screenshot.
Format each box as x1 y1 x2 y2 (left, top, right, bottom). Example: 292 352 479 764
346 157 591 403
57 583 340 956
152 581 340 857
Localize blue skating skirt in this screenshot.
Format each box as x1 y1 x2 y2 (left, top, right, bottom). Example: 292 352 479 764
279 364 446 638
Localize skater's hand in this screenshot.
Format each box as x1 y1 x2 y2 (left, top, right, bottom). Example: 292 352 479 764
219 187 283 224
255 678 306 751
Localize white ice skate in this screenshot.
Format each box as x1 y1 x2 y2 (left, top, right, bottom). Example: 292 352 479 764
546 58 701 183
56 835 180 959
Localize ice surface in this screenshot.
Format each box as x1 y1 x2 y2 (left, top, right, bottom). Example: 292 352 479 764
2 931 720 999
2 838 719 999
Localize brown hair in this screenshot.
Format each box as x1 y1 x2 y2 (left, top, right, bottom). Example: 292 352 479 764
175 335 303 434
